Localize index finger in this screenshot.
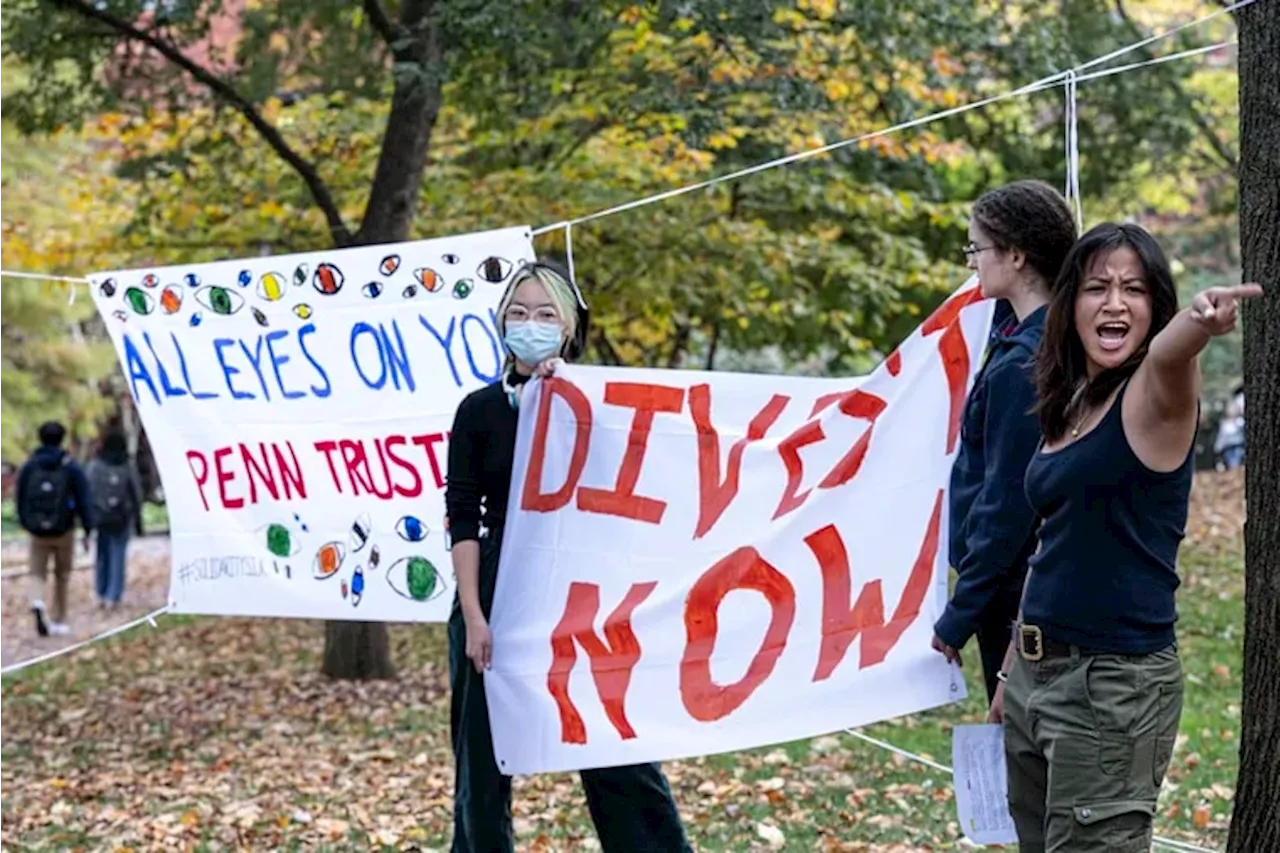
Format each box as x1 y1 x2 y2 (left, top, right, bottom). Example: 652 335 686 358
1229 283 1264 299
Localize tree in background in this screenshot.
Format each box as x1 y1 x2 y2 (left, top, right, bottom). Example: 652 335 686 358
1227 1 1278 849
1 0 1240 677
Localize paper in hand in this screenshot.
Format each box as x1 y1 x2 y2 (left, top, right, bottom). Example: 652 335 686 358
952 723 1019 845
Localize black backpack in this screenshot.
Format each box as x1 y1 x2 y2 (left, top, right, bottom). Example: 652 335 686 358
90 462 134 533
21 456 74 536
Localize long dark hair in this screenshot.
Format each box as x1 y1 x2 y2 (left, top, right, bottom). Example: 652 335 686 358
1036 222 1179 442
970 180 1078 284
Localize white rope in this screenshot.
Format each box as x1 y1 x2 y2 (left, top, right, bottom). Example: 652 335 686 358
0 604 171 676
843 727 1219 853
0 270 89 284
564 221 576 287
528 0 1255 236
1064 70 1084 233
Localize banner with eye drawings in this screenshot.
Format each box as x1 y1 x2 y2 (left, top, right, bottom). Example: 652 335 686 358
88 226 536 622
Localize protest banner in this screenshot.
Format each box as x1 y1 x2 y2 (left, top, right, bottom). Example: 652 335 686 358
484 278 993 773
88 226 536 622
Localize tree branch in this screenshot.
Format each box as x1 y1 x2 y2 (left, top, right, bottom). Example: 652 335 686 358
49 0 356 247
362 0 403 46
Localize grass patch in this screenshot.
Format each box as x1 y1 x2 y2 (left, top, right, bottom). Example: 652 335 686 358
1 534 1242 851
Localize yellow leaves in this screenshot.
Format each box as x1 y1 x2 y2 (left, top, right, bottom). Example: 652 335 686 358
824 78 851 102
799 0 840 21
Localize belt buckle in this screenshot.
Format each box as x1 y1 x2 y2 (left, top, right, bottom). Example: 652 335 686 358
1019 624 1044 662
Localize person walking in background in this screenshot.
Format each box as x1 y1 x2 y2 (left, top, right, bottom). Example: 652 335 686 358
15 421 94 636
932 179 1078 702
86 429 144 610
993 223 1261 851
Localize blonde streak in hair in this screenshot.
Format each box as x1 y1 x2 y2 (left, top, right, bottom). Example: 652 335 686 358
530 266 579 348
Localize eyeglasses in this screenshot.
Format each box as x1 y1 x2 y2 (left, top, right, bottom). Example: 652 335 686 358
963 242 997 261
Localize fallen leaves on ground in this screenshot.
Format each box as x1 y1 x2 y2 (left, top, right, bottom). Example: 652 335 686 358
0 473 1246 850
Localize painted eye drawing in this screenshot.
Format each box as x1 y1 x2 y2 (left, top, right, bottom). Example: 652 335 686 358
313 541 346 580
124 287 155 316
194 285 245 316
477 256 512 283
386 556 446 603
160 285 183 314
312 263 344 295
257 271 287 302
350 513 371 552
394 515 428 542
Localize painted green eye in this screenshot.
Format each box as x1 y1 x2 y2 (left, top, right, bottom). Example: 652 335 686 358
266 523 292 557
452 278 473 300
195 285 244 316
387 555 445 602
124 286 155 315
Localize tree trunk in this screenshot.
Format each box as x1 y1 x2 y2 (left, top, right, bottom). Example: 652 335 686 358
1226 3 1280 851
321 0 446 681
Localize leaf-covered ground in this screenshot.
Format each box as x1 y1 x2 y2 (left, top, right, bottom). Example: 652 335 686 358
1 471 1245 851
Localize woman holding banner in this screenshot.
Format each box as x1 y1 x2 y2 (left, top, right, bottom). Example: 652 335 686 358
993 223 1261 851
932 179 1077 702
444 259 691 853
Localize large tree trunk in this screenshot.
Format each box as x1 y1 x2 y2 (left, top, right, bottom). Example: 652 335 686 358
1226 3 1280 851
321 0 445 681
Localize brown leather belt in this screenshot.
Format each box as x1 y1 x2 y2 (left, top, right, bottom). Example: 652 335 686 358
1016 623 1109 661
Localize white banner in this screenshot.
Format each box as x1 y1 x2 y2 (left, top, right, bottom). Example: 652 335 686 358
486 278 993 773
88 226 537 622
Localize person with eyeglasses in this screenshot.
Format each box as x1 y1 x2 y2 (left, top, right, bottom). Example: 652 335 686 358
931 180 1078 704
444 259 691 853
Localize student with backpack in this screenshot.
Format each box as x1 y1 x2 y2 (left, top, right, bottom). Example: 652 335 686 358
86 429 145 610
15 421 95 636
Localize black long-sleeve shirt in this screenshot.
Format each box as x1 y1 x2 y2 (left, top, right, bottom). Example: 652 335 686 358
445 374 528 544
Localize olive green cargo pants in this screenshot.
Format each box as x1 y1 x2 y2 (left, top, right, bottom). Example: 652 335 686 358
1003 643 1183 852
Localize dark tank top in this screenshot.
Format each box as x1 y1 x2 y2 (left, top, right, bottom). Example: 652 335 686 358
1022 381 1194 653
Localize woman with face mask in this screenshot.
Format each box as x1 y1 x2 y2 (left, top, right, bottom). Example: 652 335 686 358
444 260 691 853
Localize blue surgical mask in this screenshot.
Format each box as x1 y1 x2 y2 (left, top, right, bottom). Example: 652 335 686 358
504 320 564 366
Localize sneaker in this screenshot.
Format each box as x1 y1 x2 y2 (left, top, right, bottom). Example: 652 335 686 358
32 602 49 637
47 622 71 636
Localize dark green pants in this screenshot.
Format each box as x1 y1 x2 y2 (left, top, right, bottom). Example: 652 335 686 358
449 535 691 853
1003 642 1183 852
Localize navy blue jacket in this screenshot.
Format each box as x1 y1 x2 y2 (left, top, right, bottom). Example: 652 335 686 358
934 302 1045 650
16 446 94 536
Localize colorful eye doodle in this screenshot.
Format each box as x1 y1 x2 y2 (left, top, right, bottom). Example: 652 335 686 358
124 287 155 315
379 254 401 276
350 514 371 552
341 579 349 599
477 256 512 283
194 285 245 316
312 541 346 579
265 522 302 558
112 310 128 323
362 281 384 299
368 545 380 571
394 515 428 543
293 263 309 287
293 304 313 320
99 278 117 298
350 566 365 606
387 556 445 602
183 273 201 288
160 284 183 314
252 307 269 327
402 285 418 298
442 253 460 265
257 271 287 302
189 313 203 327
313 263 344 295
413 268 443 293
238 269 252 287
141 273 159 288
452 278 474 300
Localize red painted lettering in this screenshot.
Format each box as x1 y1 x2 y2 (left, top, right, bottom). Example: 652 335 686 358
773 420 824 520
523 378 593 512
576 382 684 524
186 450 210 511
817 390 887 489
272 441 307 500
213 446 243 509
313 440 344 494
547 581 657 744
411 432 447 489
690 386 789 538
921 287 983 454
239 442 279 505
680 547 796 722
384 435 424 498
810 489 944 680
339 439 374 495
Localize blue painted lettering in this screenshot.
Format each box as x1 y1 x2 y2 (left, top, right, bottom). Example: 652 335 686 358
214 338 255 400
143 332 188 399
350 322 388 390
461 314 501 383
123 333 160 405
171 333 218 400
264 330 305 400
298 324 332 397
418 315 462 387
238 336 273 400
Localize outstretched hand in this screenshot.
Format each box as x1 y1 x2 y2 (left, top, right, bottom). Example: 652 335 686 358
1189 283 1264 336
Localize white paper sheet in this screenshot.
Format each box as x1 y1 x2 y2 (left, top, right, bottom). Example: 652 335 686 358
952 723 1019 845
